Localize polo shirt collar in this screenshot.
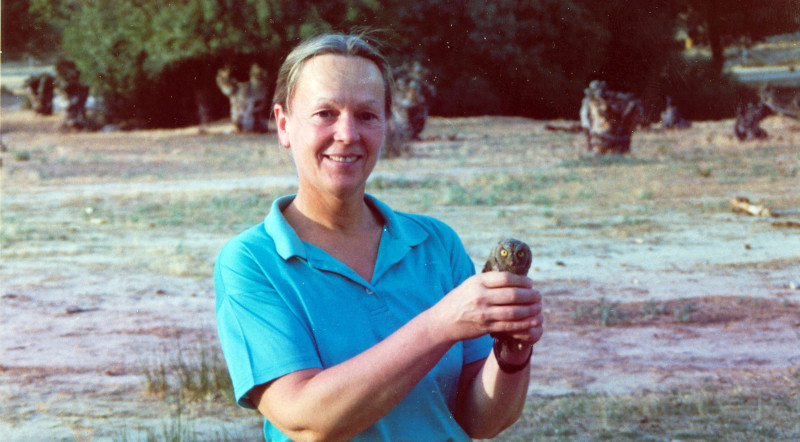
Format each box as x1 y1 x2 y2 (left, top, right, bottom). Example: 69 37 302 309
265 195 307 261
364 194 428 247
264 194 428 265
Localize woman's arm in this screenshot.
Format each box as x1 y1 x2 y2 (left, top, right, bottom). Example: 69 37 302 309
250 271 540 441
250 307 454 441
454 338 539 438
454 276 544 438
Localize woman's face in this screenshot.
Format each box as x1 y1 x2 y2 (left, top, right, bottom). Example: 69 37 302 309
275 54 387 201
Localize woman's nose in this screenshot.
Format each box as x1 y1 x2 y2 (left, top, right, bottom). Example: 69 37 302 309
333 113 360 143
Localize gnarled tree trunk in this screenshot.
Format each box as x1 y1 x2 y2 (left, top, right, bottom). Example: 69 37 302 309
579 80 642 154
384 61 436 158
734 102 770 141
25 73 55 115
55 59 91 131
216 64 269 133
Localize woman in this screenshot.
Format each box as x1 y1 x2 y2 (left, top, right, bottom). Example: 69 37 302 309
215 32 543 441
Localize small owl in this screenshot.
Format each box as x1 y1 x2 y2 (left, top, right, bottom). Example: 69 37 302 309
482 238 532 276
482 238 532 340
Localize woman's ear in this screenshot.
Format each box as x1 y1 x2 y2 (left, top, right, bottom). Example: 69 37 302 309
274 103 291 149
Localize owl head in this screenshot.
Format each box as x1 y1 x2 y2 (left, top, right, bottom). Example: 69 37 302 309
490 238 532 276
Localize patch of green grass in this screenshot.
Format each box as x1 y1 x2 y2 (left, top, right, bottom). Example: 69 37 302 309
0 214 69 246
91 188 295 232
558 155 652 168
141 337 234 403
13 150 31 161
500 389 800 441
572 297 623 327
371 173 582 207
675 300 697 323
576 187 598 200
642 299 669 318
694 164 713 178
573 298 706 326
750 162 780 178
531 194 554 206
620 215 647 227
637 189 656 201
113 401 192 442
597 298 623 326
112 396 262 442
130 338 265 441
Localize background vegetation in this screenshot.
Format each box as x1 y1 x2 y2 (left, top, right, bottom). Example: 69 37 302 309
4 0 800 125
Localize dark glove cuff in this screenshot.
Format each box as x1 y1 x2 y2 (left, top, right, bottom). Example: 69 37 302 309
493 337 533 374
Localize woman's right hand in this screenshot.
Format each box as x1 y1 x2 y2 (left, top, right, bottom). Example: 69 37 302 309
429 272 543 344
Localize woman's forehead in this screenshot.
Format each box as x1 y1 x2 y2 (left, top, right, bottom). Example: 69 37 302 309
292 54 385 103
300 54 382 83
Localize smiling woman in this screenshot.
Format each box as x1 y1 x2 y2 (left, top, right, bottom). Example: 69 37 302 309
214 32 544 441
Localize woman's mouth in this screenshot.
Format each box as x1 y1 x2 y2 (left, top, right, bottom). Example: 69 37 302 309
325 154 359 163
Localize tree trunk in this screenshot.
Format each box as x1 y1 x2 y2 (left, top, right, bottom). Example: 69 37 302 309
702 0 725 74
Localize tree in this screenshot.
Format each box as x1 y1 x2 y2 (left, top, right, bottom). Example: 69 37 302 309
378 0 608 118
680 0 800 74
27 0 769 125
28 0 394 126
2 0 60 58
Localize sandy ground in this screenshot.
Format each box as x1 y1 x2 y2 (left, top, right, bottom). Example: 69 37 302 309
1 103 799 440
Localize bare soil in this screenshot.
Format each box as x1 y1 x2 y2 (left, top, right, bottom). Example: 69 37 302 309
1 104 799 441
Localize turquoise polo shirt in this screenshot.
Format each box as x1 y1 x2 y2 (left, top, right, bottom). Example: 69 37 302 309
214 194 492 441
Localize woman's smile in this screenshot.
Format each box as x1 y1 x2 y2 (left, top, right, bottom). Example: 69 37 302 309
324 154 361 164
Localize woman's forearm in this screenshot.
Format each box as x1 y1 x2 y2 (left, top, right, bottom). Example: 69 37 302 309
253 308 455 441
455 351 531 438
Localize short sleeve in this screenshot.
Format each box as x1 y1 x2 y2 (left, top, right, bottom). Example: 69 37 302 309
215 242 322 408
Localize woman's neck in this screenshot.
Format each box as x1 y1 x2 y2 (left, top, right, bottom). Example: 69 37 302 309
286 188 378 237
283 189 384 282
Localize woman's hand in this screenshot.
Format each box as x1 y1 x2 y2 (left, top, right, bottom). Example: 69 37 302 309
430 271 543 344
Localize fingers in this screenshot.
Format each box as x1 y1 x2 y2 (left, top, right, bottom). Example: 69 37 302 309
485 302 542 322
436 273 544 343
474 272 543 329
481 271 533 289
503 314 545 343
479 284 542 306
489 313 541 333
480 302 543 333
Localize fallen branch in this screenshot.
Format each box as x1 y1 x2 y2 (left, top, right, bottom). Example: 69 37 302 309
545 123 583 133
729 197 773 217
772 220 800 228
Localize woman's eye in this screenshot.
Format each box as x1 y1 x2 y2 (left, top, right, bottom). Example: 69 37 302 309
316 110 333 119
359 112 379 122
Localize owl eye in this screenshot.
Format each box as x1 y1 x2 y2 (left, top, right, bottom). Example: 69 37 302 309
500 249 509 257
517 251 526 258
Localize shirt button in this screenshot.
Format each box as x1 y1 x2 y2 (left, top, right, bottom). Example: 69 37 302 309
365 288 374 295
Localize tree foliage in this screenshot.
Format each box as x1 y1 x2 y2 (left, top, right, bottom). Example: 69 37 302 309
18 0 799 125
382 0 609 117
2 0 60 58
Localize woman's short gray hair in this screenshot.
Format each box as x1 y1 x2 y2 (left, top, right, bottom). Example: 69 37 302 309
273 32 394 117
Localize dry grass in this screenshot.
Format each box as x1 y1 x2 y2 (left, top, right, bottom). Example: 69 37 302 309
502 387 800 441
2 103 799 440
